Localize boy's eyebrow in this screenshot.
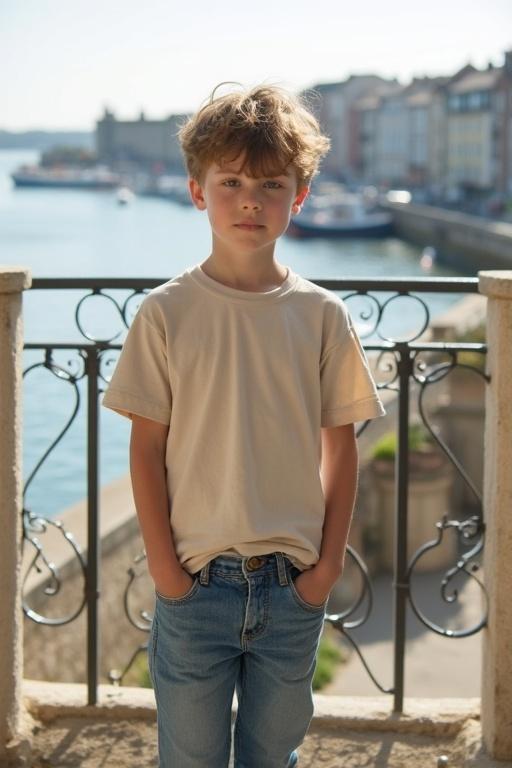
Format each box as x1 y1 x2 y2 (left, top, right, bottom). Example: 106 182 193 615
214 167 292 178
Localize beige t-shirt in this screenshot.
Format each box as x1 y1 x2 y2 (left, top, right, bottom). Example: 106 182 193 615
101 263 386 574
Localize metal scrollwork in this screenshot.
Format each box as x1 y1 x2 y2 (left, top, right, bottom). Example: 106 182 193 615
404 347 489 637
98 345 121 385
22 349 88 623
415 350 489 505
343 290 431 343
22 514 87 625
326 546 393 694
75 288 148 343
342 291 383 338
407 515 487 637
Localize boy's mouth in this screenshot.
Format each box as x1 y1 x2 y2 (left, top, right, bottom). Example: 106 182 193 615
235 222 265 230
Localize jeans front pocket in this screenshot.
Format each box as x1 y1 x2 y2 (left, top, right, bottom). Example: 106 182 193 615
288 568 328 613
155 576 201 605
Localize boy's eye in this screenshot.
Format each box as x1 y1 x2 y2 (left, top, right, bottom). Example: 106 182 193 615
221 178 283 189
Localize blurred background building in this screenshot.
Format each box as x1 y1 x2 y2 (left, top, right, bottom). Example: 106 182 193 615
96 109 187 174
302 50 512 202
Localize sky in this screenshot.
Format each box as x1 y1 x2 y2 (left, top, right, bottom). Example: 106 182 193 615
1 0 511 131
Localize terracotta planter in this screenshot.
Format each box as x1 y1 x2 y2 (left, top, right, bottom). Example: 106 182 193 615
373 448 446 477
448 364 485 407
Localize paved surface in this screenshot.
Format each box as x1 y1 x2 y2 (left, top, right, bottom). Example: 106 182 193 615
16 716 509 767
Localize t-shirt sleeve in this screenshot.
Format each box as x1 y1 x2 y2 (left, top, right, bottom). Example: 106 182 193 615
320 299 385 428
101 299 172 425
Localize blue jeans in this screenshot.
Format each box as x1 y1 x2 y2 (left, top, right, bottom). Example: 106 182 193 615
148 551 327 767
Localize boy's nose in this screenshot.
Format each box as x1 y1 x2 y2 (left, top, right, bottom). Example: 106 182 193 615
242 199 262 211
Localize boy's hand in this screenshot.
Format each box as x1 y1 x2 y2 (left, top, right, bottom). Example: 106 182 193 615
153 567 196 600
292 561 340 607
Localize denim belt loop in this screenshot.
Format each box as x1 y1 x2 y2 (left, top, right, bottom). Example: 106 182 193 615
198 559 211 586
275 551 289 586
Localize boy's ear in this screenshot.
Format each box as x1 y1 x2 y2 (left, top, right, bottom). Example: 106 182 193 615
189 178 207 210
291 186 310 215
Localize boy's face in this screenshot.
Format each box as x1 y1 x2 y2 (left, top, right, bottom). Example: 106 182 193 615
189 155 309 260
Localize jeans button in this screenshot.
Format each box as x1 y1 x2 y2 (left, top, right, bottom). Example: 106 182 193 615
246 556 265 571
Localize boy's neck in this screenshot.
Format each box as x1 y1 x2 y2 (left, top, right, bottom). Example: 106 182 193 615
199 254 289 293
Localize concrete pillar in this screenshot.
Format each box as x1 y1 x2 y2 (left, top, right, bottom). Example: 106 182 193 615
0 267 32 758
478 270 512 760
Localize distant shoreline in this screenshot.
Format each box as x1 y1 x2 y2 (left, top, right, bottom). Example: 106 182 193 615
0 130 93 151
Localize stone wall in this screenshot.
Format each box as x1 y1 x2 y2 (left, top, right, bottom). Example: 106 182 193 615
385 201 512 272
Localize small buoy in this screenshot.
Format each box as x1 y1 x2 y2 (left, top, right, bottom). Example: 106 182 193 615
420 245 437 271
116 186 135 205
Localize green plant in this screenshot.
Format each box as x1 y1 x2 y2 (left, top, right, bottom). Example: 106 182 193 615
130 649 153 688
312 633 346 691
371 422 434 461
455 321 486 372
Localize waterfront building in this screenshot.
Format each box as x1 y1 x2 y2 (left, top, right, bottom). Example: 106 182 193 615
445 60 508 199
309 50 511 204
406 77 449 189
373 84 410 186
354 77 448 190
351 84 399 185
496 49 512 196
95 108 188 173
302 75 396 181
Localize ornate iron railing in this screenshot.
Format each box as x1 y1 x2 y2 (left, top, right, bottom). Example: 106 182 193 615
22 276 488 711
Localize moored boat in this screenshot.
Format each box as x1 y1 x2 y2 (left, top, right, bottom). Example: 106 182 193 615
11 165 120 189
287 188 394 238
147 174 192 205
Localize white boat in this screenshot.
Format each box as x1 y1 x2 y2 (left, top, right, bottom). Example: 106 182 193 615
148 175 192 205
287 189 394 238
11 164 120 189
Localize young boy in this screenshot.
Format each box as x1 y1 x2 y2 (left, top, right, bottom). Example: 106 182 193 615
102 83 385 768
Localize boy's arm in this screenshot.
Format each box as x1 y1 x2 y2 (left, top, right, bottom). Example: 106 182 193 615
130 414 194 597
318 422 358 575
293 423 358 605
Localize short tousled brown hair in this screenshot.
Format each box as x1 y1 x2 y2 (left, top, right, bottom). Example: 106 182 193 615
177 83 330 189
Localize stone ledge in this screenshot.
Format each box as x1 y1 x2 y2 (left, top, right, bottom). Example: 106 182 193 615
22 679 479 737
312 693 480 736
22 679 157 722
385 201 512 237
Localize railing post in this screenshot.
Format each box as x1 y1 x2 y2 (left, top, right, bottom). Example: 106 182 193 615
0 266 32 759
86 346 100 705
393 344 412 712
478 270 512 760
